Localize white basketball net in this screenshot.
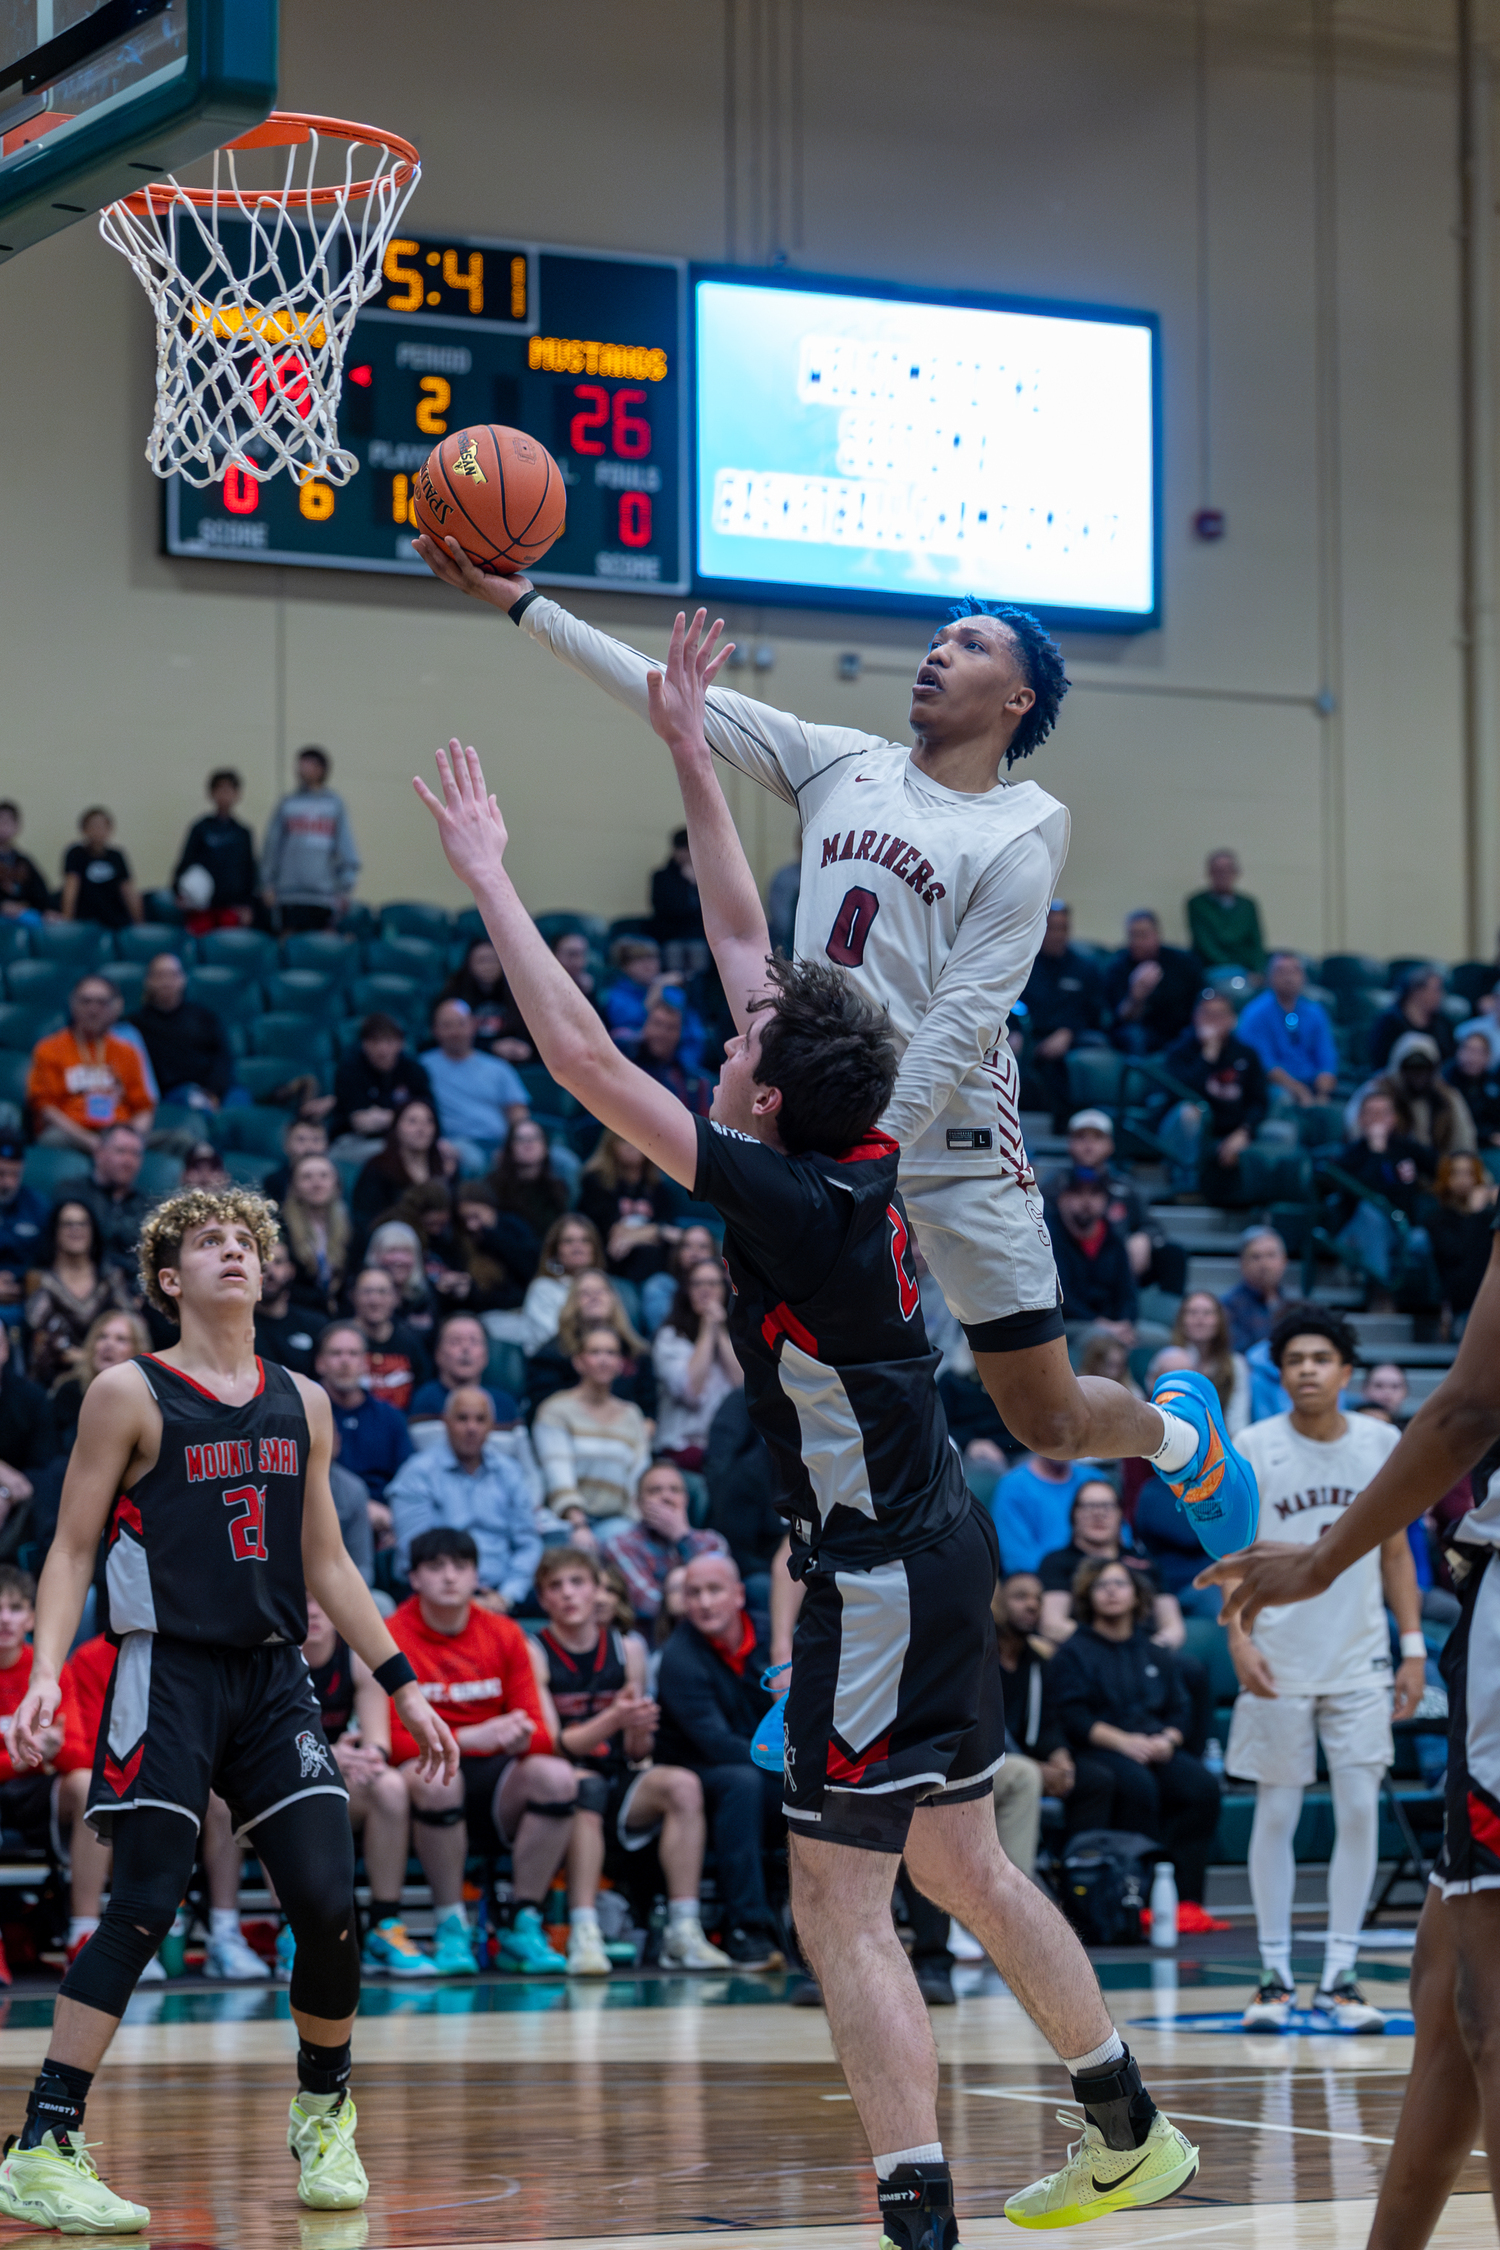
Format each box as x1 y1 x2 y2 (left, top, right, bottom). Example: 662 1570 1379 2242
98 120 420 488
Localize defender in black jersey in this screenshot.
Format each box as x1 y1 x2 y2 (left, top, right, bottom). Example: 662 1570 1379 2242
0 1188 456 2235
416 617 1197 2244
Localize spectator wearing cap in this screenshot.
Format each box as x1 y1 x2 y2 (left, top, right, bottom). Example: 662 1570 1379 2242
327 1014 435 1160
1044 1168 1138 1338
1185 848 1267 972
29 976 155 1152
1219 1226 1291 1353
1157 991 1268 1203
1045 1111 1186 1296
1373 1033 1476 1160
1236 953 1339 1107
422 998 530 1174
1368 965 1456 1070
1103 911 1199 1055
0 1140 47 1322
1017 902 1106 1127
129 952 236 1109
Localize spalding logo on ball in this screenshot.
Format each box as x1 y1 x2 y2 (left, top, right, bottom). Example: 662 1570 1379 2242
414 425 566 575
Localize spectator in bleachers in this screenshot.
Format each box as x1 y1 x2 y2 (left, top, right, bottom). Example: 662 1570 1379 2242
389 1385 540 1607
280 1151 351 1314
252 1238 324 1376
1186 848 1267 971
641 1221 719 1336
636 999 713 1115
603 936 664 1047
260 1116 328 1207
72 1124 153 1281
1104 909 1199 1053
260 744 360 931
1236 952 1339 1106
993 1571 1073 1876
526 1274 655 1420
350 1100 458 1233
992 1452 1100 1576
1376 1032 1476 1158
1171 1289 1252 1434
606 1461 728 1621
551 929 600 1005
1220 1225 1291 1352
315 1319 410 1506
1368 964 1455 1069
705 1388 782 1599
533 1324 652 1543
349 1266 429 1413
652 1259 743 1468
422 997 530 1173
363 1220 442 1331
1037 1479 1183 1647
1051 1110 1187 1295
406 1182 535 1315
530 1544 729 1974
388 1525 577 1975
47 1307 148 1452
409 1309 521 1426
0 1318 56 1533
327 1012 435 1158
0 1137 48 1317
1017 901 1105 1127
29 974 155 1151
171 768 257 930
439 936 535 1064
1047 1556 1222 1918
490 1116 570 1244
61 807 142 929
1044 1168 1138 1336
655 1551 786 1968
650 826 706 961
1333 1087 1437 1294
0 803 50 923
1361 1361 1410 1416
490 1213 606 1356
24 1200 132 1389
578 1132 681 1290
128 953 234 1109
1445 1028 1500 1146
1428 1151 1498 1325
1158 991 1268 1201
180 1140 227 1189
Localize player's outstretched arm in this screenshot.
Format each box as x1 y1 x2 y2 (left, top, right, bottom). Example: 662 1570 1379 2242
414 741 700 1189
12 1366 148 1768
648 610 774 1033
296 1380 458 1782
1201 1232 1500 1630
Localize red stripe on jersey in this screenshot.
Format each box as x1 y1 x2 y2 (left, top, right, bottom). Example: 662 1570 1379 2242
826 1729 891 1785
103 1743 144 1795
112 1496 142 1542
1469 1791 1500 1858
147 1356 266 1403
761 1301 819 1357
837 1131 900 1164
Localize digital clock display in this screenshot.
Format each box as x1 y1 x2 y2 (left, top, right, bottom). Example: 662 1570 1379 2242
164 243 687 591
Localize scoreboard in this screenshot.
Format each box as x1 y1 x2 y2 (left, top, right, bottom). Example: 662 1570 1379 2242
164 239 688 593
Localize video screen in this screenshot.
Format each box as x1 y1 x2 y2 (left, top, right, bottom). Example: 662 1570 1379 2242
693 273 1158 627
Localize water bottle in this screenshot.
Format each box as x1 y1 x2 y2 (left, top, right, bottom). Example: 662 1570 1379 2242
1150 1861 1179 1950
1203 1737 1225 1779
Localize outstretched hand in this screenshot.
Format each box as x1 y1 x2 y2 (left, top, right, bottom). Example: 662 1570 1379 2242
413 740 510 894
412 532 532 615
647 609 734 757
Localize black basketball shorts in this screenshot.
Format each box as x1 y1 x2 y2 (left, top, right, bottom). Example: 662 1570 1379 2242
1434 1542 1500 1897
782 1504 1005 1855
86 1635 348 1842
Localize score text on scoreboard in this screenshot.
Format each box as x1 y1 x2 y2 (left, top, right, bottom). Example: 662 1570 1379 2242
163 242 688 592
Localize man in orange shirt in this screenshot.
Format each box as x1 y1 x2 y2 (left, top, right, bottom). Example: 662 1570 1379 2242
388 1526 579 1975
28 978 154 1153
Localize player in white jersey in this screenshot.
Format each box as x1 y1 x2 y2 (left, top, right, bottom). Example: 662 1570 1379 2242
1220 1306 1425 2032
413 537 1243 1526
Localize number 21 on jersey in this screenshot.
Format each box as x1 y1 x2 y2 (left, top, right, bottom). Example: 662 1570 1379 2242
223 1483 268 1563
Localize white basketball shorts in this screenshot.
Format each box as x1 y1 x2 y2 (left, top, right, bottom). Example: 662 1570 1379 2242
1225 1681 1393 1789
899 1168 1062 1342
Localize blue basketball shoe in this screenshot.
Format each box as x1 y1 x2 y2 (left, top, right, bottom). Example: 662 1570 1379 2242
1148 1366 1259 1559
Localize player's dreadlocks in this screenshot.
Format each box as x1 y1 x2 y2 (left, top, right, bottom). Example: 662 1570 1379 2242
947 596 1070 765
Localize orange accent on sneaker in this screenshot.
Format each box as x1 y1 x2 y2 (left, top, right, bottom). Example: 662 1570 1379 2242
1181 1423 1226 1505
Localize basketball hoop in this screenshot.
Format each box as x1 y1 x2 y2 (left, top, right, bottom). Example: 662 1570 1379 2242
99 112 421 489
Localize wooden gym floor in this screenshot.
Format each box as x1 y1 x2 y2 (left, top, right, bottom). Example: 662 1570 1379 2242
0 1951 1487 2249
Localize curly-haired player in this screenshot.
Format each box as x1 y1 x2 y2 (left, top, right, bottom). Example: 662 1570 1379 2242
0 1191 457 2234
414 543 1253 1555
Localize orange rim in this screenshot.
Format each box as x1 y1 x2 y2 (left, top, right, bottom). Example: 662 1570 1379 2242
118 110 419 218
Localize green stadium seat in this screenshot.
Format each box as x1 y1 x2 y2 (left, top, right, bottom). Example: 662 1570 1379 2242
5 961 75 1010
1182 1615 1239 1707
0 1004 62 1052
1237 1142 1314 1206
349 974 425 1029
0 1052 31 1114
248 1015 334 1063
234 1058 307 1104
115 924 190 965
0 926 31 966
213 1105 294 1157
138 1150 183 1198
1451 961 1499 1008
143 890 185 925
264 969 341 1017
1293 1102 1346 1149
199 928 276 977
381 902 452 946
485 1339 526 1402
187 967 263 1023
223 1150 277 1186
283 932 359 983
33 923 111 967
101 962 146 1012
1387 957 1439 989
364 935 446 984
1204 967 1255 1012
516 1063 577 1120
151 1102 201 1139
534 911 611 949
605 916 654 951
21 1145 89 1194
1064 1047 1124 1114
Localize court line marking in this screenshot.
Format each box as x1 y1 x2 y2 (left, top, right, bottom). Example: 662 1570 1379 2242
968 2084 1484 2158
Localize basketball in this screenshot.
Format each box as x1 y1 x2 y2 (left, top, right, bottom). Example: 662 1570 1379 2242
412 423 566 575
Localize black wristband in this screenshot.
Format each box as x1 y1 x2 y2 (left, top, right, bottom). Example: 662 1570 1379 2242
373 1653 417 1696
508 586 543 625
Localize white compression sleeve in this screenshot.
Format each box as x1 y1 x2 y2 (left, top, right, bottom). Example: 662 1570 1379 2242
1324 1763 1382 1985
1248 1783 1303 1982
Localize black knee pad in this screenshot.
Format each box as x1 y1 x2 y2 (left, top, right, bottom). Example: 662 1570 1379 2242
573 1774 609 1819
288 1911 361 2023
520 1796 576 1820
412 1803 466 1827
60 1898 175 2019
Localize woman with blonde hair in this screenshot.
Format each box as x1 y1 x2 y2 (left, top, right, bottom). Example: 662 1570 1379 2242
46 1308 150 1449
529 1270 654 1418
279 1152 352 1316
483 1211 605 1357
1171 1289 1251 1436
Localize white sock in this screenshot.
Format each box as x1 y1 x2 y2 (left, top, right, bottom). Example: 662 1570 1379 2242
668 1898 699 1924
1259 1942 1293 1988
1322 1764 1380 1989
1147 1410 1199 1477
569 1905 599 1929
1321 1934 1362 1986
1249 1782 1302 1991
1064 2031 1124 2075
874 2143 944 2179
67 1916 98 1947
209 1908 241 1942
435 1901 466 1926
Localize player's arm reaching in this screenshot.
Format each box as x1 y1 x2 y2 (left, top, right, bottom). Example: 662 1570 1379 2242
1200 1231 1500 1628
295 1377 458 1781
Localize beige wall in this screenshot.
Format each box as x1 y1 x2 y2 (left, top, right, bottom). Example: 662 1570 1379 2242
0 0 1488 957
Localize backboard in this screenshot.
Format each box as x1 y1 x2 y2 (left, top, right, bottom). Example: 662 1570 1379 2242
0 0 277 262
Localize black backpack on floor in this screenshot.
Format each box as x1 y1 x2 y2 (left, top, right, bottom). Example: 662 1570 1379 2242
1058 1830 1158 1947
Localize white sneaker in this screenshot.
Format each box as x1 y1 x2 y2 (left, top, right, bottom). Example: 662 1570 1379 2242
1310 1973 1386 2032
566 1923 612 1977
1242 1974 1296 2031
205 1925 271 1981
659 1916 732 1970
138 1950 167 1983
